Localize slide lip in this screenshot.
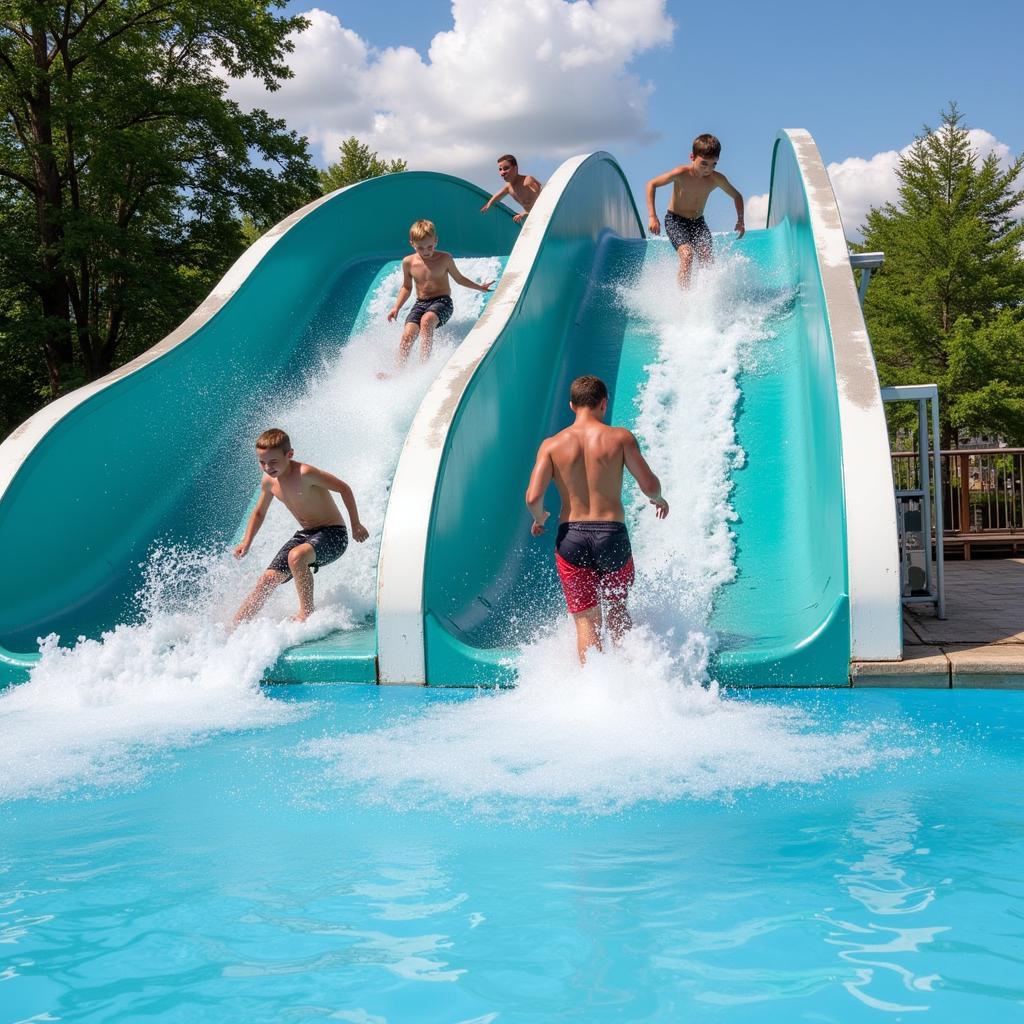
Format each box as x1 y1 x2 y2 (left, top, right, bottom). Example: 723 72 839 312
376 152 642 684
768 129 901 662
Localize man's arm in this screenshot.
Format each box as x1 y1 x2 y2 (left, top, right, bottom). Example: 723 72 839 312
715 173 745 238
387 259 413 321
645 166 683 235
234 481 274 557
480 183 511 213
622 431 669 518
307 467 370 541
525 441 554 536
447 255 494 293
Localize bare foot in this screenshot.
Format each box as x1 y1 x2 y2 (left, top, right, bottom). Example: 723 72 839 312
290 611 310 623
375 370 391 380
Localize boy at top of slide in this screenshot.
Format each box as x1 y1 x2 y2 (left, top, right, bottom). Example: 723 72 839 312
525 375 669 664
646 133 745 289
386 219 494 369
480 154 543 223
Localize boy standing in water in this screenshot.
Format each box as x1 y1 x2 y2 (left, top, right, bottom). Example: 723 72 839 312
525 376 669 663
480 154 543 223
233 428 369 624
646 133 745 288
386 219 494 367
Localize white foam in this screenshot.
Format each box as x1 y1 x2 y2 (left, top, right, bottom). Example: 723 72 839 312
306 249 912 814
0 260 501 803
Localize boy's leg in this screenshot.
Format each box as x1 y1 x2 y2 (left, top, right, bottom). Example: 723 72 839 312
605 599 632 646
286 543 317 621
572 606 603 664
676 244 694 289
418 311 439 361
398 322 419 364
233 569 289 625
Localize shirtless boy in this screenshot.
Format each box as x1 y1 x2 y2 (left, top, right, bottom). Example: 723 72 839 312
480 154 543 223
232 428 369 624
646 133 745 288
386 219 494 367
525 376 669 663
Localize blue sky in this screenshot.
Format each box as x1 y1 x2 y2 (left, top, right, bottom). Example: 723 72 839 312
244 0 1023 237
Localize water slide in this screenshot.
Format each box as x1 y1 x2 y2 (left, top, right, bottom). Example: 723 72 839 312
377 132 901 686
0 172 519 686
0 131 901 689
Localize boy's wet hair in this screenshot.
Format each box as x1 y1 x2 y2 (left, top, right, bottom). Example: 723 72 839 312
692 133 721 159
409 219 437 241
570 375 608 408
256 427 291 452
497 154 517 167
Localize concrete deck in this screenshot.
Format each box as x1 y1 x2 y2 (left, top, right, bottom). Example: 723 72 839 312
852 559 1024 688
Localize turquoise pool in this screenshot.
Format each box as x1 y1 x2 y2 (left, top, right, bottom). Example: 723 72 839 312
4 685 1023 1023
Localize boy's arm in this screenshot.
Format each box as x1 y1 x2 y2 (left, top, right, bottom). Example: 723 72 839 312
645 167 683 235
234 481 274 557
447 255 494 293
622 431 669 518
480 183 511 213
308 468 370 542
525 441 554 536
715 173 745 238
387 259 413 321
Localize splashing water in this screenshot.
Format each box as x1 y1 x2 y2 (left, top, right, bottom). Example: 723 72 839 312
308 246 915 813
0 260 501 803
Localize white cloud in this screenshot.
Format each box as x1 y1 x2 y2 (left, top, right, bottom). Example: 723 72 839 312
746 128 1021 241
227 1 674 185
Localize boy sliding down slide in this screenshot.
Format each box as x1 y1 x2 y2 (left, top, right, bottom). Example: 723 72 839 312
646 132 745 289
386 219 494 370
232 428 369 624
526 375 669 664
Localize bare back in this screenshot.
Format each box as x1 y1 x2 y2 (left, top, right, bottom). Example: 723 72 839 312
546 422 631 522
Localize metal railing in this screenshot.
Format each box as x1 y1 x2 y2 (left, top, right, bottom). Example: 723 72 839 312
891 448 1024 535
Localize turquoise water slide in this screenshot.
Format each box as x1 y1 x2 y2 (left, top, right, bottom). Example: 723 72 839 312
377 136 901 685
0 172 519 685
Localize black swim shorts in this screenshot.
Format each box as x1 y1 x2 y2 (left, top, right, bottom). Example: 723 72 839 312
267 524 349 579
405 295 454 328
664 211 713 257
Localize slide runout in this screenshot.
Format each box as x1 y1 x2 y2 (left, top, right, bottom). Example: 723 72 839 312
0 173 519 686
380 135 900 687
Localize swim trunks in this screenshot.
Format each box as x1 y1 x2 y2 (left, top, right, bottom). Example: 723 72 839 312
664 211 713 257
554 521 635 615
267 524 349 580
405 295 454 328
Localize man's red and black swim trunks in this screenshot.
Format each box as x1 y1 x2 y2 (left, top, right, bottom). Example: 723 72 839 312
554 521 635 615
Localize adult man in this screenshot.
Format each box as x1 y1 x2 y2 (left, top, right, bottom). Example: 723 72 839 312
525 375 669 662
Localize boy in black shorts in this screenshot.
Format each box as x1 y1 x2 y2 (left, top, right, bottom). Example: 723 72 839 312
232 428 369 624
385 219 494 367
645 133 745 288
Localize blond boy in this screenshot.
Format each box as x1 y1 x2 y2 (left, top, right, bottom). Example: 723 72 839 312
386 220 494 366
646 133 745 288
480 154 543 223
233 428 368 623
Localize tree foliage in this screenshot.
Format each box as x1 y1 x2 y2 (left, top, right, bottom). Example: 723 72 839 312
0 0 320 436
319 136 406 194
860 104 1024 444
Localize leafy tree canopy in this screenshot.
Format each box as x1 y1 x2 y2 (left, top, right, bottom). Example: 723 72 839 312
859 104 1024 445
319 136 407 193
0 0 320 435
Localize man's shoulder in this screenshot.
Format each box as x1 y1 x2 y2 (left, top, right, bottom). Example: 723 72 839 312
523 175 542 187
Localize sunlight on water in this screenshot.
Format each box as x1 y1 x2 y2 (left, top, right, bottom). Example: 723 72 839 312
0 260 500 803
307 246 915 813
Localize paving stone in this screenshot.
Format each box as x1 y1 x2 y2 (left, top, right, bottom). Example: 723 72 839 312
851 647 949 688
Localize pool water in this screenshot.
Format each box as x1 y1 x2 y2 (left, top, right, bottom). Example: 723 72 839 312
4 684 1023 1023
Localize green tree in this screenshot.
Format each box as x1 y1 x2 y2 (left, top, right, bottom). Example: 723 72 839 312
319 136 406 194
860 104 1024 445
0 0 320 428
